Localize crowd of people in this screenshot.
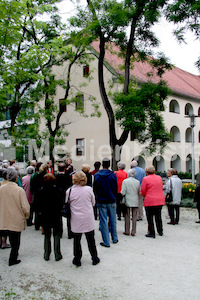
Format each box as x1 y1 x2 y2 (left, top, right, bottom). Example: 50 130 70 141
0 157 199 267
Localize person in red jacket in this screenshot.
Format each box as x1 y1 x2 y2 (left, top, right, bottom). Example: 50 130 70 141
114 161 127 220
141 166 165 238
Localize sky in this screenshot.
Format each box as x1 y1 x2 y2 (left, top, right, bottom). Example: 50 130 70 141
57 0 200 76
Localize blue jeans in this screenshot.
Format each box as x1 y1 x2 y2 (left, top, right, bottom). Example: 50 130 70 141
97 203 118 246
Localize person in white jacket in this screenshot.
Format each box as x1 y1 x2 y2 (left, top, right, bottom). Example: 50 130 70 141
166 169 182 225
121 169 140 236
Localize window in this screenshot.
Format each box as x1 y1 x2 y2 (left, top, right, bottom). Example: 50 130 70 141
83 65 89 77
75 94 84 110
130 131 138 141
59 99 67 113
169 100 180 114
185 103 193 115
76 138 85 156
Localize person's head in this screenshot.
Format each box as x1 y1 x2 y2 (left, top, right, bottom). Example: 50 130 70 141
26 166 35 175
102 158 110 169
127 168 136 178
167 168 174 177
30 160 37 168
36 162 43 172
2 162 9 169
145 165 155 175
6 168 18 182
66 158 72 165
117 161 126 170
47 160 52 167
171 168 177 175
43 173 56 185
9 160 15 166
58 163 66 172
94 161 101 170
82 164 90 173
130 160 138 168
39 163 48 174
72 171 87 186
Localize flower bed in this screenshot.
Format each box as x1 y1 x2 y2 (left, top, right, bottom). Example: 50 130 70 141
182 182 196 199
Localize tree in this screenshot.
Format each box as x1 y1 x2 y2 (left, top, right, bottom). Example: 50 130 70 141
165 0 200 70
0 0 100 165
70 0 171 169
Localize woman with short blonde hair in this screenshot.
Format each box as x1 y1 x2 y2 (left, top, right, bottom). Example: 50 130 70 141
81 164 92 187
66 171 100 267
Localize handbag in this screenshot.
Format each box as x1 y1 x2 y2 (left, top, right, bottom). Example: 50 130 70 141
61 187 72 218
165 179 173 203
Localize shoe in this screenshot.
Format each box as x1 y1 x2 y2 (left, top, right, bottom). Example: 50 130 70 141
113 240 118 244
145 234 155 238
92 257 100 265
195 220 200 224
158 232 163 236
167 222 175 225
72 258 81 267
118 217 121 221
44 256 49 261
1 243 11 249
55 255 63 261
9 259 21 266
123 232 129 236
131 233 135 236
100 242 110 248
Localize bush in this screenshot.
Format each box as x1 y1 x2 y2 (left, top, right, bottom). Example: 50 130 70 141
180 198 197 208
182 182 196 199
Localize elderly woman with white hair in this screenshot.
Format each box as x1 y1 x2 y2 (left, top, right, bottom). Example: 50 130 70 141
0 168 30 266
141 166 165 238
121 168 140 236
66 171 100 267
22 166 35 226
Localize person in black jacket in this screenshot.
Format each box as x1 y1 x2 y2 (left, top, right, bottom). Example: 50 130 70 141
38 173 63 261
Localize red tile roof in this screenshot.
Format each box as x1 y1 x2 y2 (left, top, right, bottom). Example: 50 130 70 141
91 41 200 100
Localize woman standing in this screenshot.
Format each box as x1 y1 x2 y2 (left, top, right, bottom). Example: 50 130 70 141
141 166 165 238
38 173 63 261
121 169 140 236
0 168 30 266
66 171 100 267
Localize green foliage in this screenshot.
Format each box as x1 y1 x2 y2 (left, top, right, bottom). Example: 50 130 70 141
113 80 170 154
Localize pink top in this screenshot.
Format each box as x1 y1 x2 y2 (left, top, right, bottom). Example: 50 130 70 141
115 170 127 193
141 174 165 207
66 185 95 233
22 174 33 204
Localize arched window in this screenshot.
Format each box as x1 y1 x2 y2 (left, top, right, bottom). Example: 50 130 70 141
170 155 181 172
186 154 193 173
170 126 180 142
185 128 192 143
169 99 180 114
152 155 165 172
185 103 194 115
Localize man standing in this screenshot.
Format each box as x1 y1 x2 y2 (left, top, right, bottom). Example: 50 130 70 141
93 158 118 247
130 160 146 220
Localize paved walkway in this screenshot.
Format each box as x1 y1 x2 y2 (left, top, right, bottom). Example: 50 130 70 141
0 206 199 300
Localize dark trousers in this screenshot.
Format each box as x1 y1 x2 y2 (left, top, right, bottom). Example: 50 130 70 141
27 203 34 226
44 226 62 260
8 231 21 264
73 230 98 261
168 205 180 224
145 206 163 236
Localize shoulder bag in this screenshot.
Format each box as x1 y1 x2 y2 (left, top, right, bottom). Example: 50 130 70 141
61 187 72 218
165 179 173 203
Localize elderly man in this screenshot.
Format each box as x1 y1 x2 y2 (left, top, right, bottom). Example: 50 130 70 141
0 168 30 266
130 160 146 221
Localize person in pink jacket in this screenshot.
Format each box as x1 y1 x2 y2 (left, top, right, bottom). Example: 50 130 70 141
66 171 100 267
141 166 165 238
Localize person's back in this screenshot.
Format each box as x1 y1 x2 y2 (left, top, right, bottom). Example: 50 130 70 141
94 169 118 203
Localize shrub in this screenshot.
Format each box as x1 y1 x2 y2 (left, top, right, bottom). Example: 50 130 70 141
182 182 196 199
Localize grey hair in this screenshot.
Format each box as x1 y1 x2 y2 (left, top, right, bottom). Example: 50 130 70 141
26 166 35 174
6 168 18 182
128 168 136 177
117 161 126 170
2 163 9 169
130 160 138 168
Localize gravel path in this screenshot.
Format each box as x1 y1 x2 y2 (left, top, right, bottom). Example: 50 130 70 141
0 206 199 300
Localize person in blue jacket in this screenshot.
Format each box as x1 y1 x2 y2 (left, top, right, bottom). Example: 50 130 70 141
93 158 118 247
